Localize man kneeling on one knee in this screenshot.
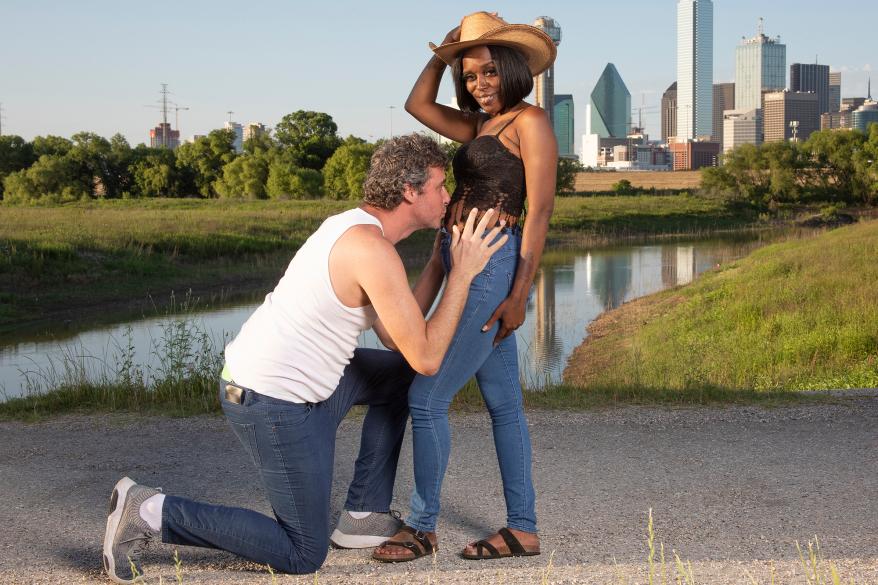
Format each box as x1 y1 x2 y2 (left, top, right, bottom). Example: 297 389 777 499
102 133 508 582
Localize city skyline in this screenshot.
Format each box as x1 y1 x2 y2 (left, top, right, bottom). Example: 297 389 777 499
1 1 874 150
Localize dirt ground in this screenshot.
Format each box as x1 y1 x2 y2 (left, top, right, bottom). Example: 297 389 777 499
1 395 876 584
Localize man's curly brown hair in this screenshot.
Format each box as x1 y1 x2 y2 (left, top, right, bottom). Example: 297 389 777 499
362 134 448 210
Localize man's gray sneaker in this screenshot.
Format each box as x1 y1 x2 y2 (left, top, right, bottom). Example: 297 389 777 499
329 510 403 548
102 477 161 584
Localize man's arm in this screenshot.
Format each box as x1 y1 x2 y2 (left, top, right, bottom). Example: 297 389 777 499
373 234 445 350
343 210 506 375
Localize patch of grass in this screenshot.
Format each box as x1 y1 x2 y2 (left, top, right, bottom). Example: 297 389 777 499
0 310 225 421
448 378 829 412
549 193 761 242
566 219 878 393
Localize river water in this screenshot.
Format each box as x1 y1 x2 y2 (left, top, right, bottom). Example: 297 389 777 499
0 234 792 400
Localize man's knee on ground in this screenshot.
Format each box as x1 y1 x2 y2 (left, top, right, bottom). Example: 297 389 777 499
275 547 328 575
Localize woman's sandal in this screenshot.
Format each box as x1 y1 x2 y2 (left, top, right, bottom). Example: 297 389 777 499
371 525 438 563
461 527 541 560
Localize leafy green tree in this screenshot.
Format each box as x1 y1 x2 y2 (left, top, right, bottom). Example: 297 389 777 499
2 155 88 203
132 149 181 197
67 132 116 197
31 135 72 158
274 111 342 170
762 141 805 204
175 129 237 197
611 178 634 196
323 141 376 200
243 132 277 156
557 157 584 194
215 154 271 199
266 157 323 199
0 135 36 198
855 124 878 203
704 143 771 207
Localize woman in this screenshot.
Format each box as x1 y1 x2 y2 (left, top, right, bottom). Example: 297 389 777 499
372 12 557 562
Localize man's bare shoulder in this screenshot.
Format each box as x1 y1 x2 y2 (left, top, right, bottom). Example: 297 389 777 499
334 223 402 267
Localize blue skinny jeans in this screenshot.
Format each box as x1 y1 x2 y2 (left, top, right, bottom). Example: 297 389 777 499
406 229 537 534
161 348 413 574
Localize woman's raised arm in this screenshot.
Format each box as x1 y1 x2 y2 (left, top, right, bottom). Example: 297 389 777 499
405 25 480 143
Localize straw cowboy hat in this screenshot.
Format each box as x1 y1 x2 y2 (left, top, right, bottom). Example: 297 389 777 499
429 12 557 76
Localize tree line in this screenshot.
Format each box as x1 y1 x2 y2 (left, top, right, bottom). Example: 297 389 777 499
702 125 878 210
0 111 394 203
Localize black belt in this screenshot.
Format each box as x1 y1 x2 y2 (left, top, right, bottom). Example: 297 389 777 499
224 383 246 404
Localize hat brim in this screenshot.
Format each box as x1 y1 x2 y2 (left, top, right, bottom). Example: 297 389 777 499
430 24 557 77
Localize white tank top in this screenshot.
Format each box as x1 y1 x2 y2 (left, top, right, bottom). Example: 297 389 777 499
224 208 382 403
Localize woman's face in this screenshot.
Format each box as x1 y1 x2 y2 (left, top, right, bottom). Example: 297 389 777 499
461 46 503 115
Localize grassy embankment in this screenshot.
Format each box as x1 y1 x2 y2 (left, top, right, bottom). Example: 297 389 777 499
0 191 762 332
565 218 878 394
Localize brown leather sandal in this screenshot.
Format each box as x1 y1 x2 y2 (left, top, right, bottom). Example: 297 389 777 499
371 525 438 563
461 527 541 560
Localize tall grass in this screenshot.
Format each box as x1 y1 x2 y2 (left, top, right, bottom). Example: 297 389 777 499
0 308 226 420
567 219 878 392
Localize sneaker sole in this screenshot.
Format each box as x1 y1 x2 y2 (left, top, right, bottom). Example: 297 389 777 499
103 476 139 584
329 529 393 549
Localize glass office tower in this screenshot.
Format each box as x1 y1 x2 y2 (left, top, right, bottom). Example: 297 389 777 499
587 63 631 138
676 0 713 140
553 94 575 157
735 20 786 113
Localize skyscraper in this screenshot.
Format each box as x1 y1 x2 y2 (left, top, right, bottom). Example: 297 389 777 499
790 63 831 115
587 63 631 138
553 94 575 157
661 82 678 141
852 101 878 133
225 121 243 153
829 71 842 113
734 19 786 113
533 16 561 125
676 0 713 140
712 82 735 147
763 91 819 142
149 123 180 150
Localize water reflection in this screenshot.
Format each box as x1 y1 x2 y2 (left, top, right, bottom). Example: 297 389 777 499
0 235 791 399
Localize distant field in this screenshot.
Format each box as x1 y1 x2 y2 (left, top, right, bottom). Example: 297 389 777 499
575 170 702 192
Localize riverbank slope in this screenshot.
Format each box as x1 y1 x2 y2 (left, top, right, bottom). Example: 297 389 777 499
565 218 878 392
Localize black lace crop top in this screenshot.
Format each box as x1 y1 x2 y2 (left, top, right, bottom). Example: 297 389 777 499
443 112 527 228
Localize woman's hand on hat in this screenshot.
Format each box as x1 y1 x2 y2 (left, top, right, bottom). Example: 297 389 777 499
442 25 461 45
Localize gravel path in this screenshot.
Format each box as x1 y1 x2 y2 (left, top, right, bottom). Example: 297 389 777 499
1 392 876 584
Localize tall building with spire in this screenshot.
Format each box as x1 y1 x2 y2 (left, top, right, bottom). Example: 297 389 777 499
676 0 713 140
533 16 561 125
735 19 786 113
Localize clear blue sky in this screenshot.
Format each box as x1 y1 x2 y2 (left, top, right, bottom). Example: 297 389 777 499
1 0 874 148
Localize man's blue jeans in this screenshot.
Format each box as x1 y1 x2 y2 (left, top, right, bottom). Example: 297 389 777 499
406 230 537 534
161 348 413 574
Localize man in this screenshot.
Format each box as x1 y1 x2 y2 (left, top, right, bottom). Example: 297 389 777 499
102 134 508 582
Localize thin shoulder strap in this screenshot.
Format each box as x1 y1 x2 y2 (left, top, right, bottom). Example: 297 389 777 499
493 108 526 136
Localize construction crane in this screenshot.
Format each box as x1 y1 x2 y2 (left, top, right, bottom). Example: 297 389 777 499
174 105 190 137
